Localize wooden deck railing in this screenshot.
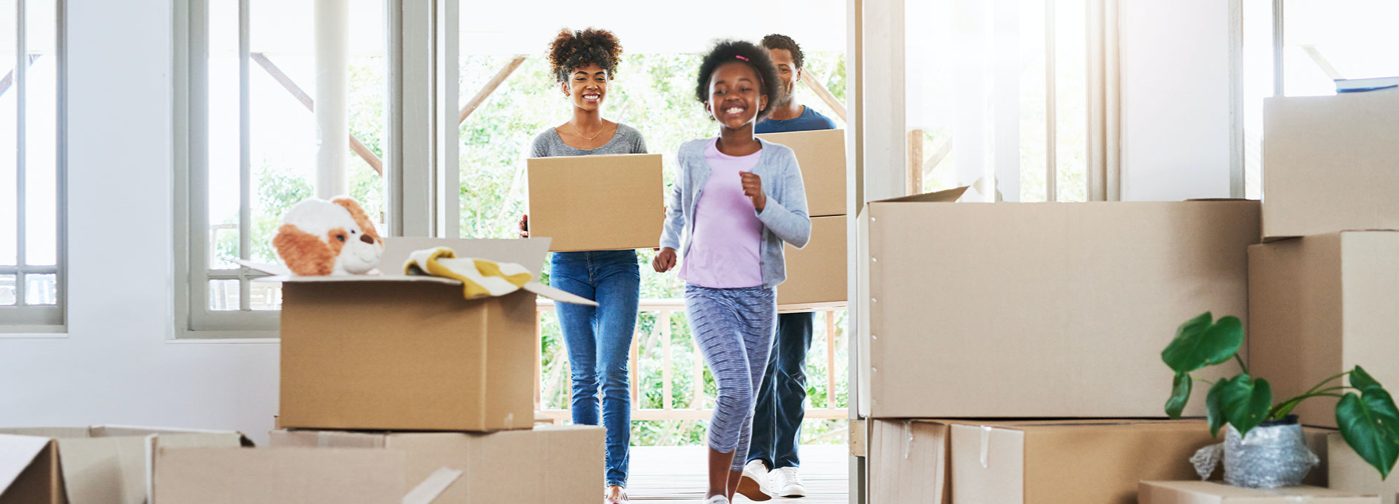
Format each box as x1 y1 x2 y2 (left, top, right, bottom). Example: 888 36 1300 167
535 299 847 422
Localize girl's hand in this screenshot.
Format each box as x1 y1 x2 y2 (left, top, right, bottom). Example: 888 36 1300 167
740 172 766 211
517 214 529 238
653 247 678 273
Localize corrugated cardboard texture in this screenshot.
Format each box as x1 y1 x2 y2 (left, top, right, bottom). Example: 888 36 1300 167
952 421 1216 504
153 447 409 504
1331 431 1399 504
863 200 1259 418
1140 481 1378 504
279 282 535 432
526 153 663 252
1262 89 1399 240
267 425 603 504
756 129 847 217
778 216 847 310
869 420 952 504
1249 232 1399 428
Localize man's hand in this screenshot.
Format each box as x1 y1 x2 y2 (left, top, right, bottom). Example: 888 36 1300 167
652 247 678 273
740 172 766 211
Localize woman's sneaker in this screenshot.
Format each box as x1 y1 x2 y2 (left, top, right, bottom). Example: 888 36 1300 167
736 460 775 501
706 496 730 504
771 467 806 498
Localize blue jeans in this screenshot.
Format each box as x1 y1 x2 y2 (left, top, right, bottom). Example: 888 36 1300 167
550 250 641 488
748 311 813 469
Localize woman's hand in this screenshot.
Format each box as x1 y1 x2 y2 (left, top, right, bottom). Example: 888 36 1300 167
740 172 767 211
652 247 678 273
517 214 529 238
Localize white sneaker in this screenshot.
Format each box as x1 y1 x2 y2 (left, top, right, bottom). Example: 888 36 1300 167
771 467 806 498
706 496 730 504
736 460 775 501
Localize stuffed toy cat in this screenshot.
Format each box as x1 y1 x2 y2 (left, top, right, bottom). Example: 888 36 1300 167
272 197 383 276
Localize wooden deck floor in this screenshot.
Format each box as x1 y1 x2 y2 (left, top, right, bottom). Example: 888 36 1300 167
629 445 849 503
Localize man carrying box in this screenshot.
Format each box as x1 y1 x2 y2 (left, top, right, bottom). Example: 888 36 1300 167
739 33 839 500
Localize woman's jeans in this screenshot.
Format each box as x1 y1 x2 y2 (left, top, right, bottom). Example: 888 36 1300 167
550 250 641 488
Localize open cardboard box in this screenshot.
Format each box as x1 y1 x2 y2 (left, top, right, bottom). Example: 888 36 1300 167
270 238 597 433
149 441 461 504
526 153 664 252
267 424 603 504
0 426 250 504
857 188 1261 419
1331 431 1399 504
757 129 847 218
1140 481 1378 504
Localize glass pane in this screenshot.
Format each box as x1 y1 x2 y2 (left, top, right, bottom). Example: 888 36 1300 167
1242 0 1273 200
0 0 16 267
1054 0 1088 202
1018 0 1048 203
0 274 14 305
1284 0 1399 97
24 272 54 305
207 0 241 269
24 0 57 266
346 0 387 235
208 279 240 311
249 279 281 310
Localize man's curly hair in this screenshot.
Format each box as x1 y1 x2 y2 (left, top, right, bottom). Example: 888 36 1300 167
760 33 804 70
694 40 783 119
548 28 623 82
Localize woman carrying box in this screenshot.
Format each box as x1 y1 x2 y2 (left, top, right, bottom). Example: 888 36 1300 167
518 27 647 504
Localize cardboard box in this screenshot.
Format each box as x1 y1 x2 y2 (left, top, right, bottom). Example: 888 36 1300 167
757 129 847 218
0 426 249 504
1139 481 1378 504
777 215 847 311
267 424 604 504
1262 89 1399 240
1330 432 1399 504
526 153 663 252
1248 232 1399 428
952 421 1216 504
151 445 462 504
858 190 1260 418
277 238 595 432
868 419 957 504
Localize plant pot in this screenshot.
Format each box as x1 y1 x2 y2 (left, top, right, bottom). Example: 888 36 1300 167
1223 415 1320 488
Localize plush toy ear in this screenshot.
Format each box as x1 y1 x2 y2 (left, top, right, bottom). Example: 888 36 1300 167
331 197 381 244
273 224 336 276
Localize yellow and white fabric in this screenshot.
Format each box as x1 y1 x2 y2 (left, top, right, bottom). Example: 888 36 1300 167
404 247 533 299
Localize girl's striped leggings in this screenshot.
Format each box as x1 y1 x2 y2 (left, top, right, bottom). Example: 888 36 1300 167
684 284 778 471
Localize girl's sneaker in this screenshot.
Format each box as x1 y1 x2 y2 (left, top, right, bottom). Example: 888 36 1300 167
771 467 806 497
705 496 730 504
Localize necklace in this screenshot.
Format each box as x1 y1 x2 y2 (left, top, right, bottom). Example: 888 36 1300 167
568 122 610 145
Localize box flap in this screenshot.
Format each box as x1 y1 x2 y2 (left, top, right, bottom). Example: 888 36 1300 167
152 446 411 504
0 435 51 496
58 431 248 504
0 427 93 439
869 185 970 204
90 425 253 446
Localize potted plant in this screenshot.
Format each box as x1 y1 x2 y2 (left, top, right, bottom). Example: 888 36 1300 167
1162 312 1399 487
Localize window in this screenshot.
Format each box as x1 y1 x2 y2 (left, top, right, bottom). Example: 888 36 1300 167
905 0 1091 202
1241 0 1399 199
175 0 389 336
0 0 65 332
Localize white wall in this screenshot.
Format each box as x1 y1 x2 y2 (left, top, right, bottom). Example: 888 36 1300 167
1120 0 1234 201
0 0 281 445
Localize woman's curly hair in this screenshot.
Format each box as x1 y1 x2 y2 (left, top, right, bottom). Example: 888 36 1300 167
694 40 783 119
548 28 623 82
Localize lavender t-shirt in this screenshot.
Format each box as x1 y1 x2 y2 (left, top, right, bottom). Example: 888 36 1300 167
679 138 765 289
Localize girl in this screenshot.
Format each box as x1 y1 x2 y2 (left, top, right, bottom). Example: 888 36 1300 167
520 28 646 504
653 40 810 504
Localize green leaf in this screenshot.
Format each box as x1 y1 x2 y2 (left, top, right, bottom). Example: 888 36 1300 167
1222 375 1273 438
1337 391 1399 480
1162 313 1245 374
1206 377 1231 437
1166 371 1193 418
1352 366 1385 394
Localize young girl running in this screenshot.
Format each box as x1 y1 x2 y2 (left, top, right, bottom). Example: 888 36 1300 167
653 40 810 504
520 28 646 504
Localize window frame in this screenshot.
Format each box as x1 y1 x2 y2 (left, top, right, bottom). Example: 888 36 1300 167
1 0 67 334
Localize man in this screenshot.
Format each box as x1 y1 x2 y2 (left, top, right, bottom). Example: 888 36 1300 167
741 33 838 500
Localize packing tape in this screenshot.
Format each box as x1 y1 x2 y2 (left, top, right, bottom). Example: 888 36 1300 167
401 467 463 504
901 420 913 460
317 431 334 448
979 425 993 468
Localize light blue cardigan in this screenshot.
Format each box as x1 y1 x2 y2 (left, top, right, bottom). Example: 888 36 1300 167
659 137 812 289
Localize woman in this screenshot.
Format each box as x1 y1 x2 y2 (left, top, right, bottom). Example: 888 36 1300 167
519 27 646 504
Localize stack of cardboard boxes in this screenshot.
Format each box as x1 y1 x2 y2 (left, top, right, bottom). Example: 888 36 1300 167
758 129 850 312
858 88 1399 503
1249 88 1399 504
146 238 606 503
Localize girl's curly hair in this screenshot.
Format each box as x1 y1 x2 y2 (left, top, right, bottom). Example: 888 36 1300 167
548 28 623 82
694 40 783 119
